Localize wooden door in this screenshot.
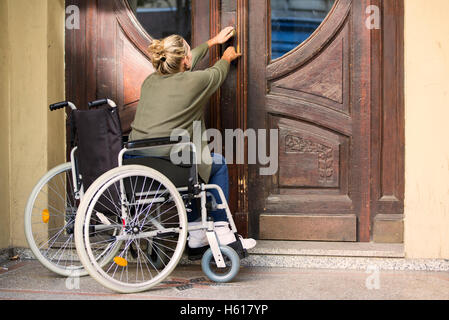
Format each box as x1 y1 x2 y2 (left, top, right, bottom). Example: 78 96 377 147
247 0 404 242
65 0 248 233
65 0 404 243
65 0 211 134
66 0 256 236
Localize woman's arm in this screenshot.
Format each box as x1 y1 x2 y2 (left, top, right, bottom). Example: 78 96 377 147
201 46 241 95
190 26 236 70
190 43 210 70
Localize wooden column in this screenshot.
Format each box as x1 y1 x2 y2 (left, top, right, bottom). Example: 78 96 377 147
370 0 405 243
217 0 249 237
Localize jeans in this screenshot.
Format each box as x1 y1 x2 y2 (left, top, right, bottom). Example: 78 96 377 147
187 153 229 223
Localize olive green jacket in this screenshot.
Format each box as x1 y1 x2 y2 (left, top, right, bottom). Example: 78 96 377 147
129 42 230 182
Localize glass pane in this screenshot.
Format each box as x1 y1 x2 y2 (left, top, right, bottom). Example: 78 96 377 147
271 0 335 59
127 0 192 44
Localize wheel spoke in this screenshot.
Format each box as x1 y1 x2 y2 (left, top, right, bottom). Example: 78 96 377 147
25 163 84 276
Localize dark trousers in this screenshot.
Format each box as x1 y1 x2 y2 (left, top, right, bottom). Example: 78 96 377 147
188 153 229 223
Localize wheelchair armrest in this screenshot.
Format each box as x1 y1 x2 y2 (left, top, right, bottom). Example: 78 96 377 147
125 136 182 150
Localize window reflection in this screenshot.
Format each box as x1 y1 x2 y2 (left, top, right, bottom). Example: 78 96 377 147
128 0 192 44
271 0 335 59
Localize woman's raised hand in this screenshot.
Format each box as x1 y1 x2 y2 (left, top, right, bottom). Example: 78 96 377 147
209 26 236 47
222 46 242 63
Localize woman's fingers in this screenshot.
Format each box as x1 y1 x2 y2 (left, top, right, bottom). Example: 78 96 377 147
223 32 234 42
223 46 242 61
216 26 236 44
223 26 235 34
225 27 236 38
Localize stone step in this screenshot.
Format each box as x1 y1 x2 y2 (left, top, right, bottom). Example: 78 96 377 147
247 240 405 258
241 241 449 271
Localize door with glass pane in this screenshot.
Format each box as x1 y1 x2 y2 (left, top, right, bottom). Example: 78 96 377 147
248 0 405 242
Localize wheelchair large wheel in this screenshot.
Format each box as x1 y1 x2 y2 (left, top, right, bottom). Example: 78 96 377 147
24 162 87 277
74 165 188 293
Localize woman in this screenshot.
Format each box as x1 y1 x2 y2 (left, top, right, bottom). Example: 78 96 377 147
129 27 256 258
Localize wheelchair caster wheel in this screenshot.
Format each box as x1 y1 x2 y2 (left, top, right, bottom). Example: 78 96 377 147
201 245 240 283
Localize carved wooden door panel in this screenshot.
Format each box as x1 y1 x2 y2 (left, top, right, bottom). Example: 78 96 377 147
247 0 404 242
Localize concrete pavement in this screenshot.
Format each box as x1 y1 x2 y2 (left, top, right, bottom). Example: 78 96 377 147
1 258 449 300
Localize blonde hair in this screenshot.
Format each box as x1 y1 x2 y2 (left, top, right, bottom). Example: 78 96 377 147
148 35 189 75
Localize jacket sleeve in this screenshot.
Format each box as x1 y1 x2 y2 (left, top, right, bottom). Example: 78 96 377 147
191 42 209 70
186 59 230 113
204 59 230 92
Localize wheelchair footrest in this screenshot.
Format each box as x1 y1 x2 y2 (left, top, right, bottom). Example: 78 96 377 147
187 245 209 261
227 234 249 259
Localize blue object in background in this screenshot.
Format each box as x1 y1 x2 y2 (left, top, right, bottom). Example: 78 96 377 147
271 17 322 59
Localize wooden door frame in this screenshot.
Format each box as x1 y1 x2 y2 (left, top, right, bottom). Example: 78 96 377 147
205 0 250 237
369 0 405 243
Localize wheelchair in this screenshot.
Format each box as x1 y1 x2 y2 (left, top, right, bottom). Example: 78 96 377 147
24 99 248 293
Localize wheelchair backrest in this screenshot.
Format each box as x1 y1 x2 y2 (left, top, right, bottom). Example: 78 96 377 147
72 107 123 191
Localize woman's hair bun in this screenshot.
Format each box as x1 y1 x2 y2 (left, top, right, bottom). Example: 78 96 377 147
147 35 189 75
148 39 166 63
